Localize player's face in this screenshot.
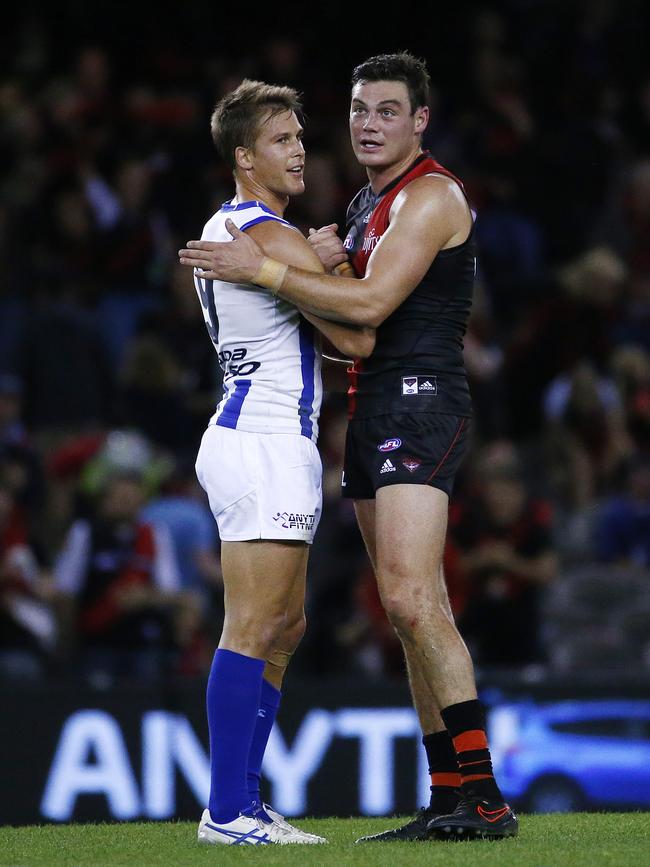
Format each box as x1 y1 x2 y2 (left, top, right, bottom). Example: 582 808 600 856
349 80 428 168
249 109 305 197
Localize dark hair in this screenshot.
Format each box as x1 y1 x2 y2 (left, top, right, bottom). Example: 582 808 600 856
210 79 302 171
351 51 430 113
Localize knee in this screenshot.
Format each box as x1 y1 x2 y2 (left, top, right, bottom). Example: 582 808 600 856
380 590 423 640
280 611 307 654
260 612 291 653
226 608 288 657
379 576 450 640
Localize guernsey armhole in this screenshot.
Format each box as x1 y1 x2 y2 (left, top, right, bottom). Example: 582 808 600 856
239 214 284 233
239 215 297 234
422 173 475 254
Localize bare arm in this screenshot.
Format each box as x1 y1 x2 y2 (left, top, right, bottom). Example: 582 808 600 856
179 176 472 328
246 220 376 358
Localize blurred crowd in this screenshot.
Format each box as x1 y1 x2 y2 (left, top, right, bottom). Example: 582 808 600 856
1 2 649 683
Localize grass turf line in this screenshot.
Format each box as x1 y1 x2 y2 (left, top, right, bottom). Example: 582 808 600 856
0 813 648 866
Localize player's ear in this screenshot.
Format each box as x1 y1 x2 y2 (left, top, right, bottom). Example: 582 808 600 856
235 146 254 171
414 106 429 134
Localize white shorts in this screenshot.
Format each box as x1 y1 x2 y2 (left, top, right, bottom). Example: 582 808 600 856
195 425 322 543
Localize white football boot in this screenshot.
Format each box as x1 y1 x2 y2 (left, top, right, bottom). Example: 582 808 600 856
197 802 325 845
264 803 327 844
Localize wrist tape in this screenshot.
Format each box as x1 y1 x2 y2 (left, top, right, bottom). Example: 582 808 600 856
333 261 355 277
253 258 288 295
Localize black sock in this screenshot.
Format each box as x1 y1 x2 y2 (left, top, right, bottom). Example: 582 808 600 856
422 730 461 813
440 699 503 802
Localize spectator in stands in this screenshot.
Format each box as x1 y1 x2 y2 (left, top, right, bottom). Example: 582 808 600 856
0 373 46 525
141 461 221 674
0 476 56 679
11 288 114 435
543 360 632 509
118 263 221 452
53 470 194 681
611 346 650 451
595 452 650 567
450 443 557 666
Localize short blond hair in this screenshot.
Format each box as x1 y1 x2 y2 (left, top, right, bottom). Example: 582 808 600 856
210 79 302 171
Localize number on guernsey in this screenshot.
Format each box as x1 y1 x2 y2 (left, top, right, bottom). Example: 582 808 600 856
195 275 219 346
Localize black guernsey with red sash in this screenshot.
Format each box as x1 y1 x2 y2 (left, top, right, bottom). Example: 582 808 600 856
343 151 475 420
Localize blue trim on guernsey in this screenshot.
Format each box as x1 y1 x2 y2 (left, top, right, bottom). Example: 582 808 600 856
298 320 316 439
239 215 281 233
221 200 261 212
216 380 252 429
221 200 289 224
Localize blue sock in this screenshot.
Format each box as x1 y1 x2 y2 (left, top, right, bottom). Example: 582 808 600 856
247 678 282 802
207 648 265 823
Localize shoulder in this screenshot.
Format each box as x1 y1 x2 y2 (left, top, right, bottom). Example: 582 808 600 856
389 174 472 242
394 174 468 217
248 218 325 273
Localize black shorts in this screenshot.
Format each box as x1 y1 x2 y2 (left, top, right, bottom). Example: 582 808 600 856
342 413 470 499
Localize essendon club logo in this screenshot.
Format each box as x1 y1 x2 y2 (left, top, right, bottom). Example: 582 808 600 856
402 377 418 395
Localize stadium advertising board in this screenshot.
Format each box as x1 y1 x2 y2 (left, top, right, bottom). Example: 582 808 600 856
2 680 649 823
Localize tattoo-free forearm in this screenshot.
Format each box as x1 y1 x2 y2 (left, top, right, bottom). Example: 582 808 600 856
300 310 375 358
258 258 378 326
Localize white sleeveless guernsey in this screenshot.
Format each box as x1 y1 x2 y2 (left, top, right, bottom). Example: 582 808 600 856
194 200 322 442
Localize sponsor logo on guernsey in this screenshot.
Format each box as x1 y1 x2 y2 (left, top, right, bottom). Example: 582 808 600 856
362 228 381 254
402 456 422 473
380 459 396 474
401 376 438 396
273 512 315 531
378 437 402 453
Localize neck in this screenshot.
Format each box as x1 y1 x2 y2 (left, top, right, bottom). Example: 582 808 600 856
367 145 424 194
234 176 288 218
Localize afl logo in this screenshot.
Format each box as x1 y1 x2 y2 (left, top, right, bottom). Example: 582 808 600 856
378 437 402 453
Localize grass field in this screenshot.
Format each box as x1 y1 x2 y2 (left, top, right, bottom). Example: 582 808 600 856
1 813 648 866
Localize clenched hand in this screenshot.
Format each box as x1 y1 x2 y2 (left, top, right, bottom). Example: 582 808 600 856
307 223 349 272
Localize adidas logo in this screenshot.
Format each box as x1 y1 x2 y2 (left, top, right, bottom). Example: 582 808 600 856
380 459 396 474
419 380 436 390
